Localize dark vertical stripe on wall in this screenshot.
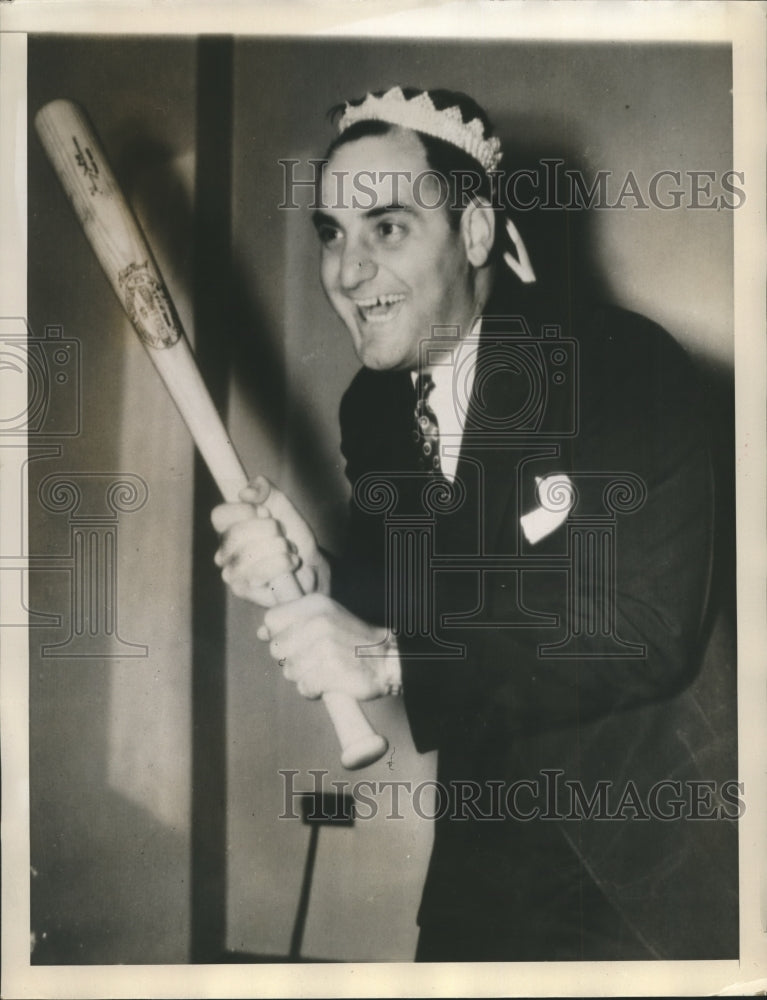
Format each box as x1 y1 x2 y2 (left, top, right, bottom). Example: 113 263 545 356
191 35 234 963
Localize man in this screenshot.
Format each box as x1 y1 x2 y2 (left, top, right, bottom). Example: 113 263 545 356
212 87 738 961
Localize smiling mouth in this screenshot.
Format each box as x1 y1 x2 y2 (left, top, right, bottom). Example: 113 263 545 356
353 293 406 325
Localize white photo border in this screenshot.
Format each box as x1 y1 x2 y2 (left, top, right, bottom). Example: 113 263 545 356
1 2 765 997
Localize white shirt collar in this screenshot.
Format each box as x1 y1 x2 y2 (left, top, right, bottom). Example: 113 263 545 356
410 319 482 482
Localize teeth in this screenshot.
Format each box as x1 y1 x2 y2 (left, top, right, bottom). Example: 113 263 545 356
355 293 406 309
352 293 406 325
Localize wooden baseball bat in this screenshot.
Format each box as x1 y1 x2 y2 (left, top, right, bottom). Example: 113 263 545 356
34 98 388 770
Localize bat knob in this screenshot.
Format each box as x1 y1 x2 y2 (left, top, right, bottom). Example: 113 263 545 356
322 690 388 769
340 732 389 771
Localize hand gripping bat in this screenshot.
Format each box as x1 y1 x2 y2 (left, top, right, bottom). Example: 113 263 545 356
34 98 388 770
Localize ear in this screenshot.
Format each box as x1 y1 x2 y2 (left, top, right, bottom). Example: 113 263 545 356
460 198 495 268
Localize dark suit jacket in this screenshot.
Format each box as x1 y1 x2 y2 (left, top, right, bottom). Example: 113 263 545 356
334 302 738 960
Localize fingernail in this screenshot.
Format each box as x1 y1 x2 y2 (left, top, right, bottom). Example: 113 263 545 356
257 624 269 641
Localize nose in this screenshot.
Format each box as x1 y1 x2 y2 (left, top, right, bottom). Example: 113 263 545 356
339 242 377 290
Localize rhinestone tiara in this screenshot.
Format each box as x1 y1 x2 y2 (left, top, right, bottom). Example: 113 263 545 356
337 86 503 172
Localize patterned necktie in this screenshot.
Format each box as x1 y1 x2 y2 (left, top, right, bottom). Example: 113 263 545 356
414 372 442 474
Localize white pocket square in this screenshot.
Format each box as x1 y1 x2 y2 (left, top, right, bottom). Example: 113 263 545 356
520 474 575 545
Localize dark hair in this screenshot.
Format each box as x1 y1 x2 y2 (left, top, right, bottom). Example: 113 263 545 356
324 87 506 264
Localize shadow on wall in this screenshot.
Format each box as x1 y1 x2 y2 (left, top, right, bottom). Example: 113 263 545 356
114 134 197 299
498 134 614 312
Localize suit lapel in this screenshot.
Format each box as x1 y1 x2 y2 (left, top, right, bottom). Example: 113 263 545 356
453 319 568 555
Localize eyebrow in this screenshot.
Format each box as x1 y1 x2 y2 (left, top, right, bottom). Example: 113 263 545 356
311 203 414 231
367 203 413 218
311 209 336 232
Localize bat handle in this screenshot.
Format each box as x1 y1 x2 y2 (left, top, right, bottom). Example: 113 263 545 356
323 692 389 771
270 571 388 770
154 343 388 769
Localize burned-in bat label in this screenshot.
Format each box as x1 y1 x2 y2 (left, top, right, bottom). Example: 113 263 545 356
118 261 182 349
72 136 102 196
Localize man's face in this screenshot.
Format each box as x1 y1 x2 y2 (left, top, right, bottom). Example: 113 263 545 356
314 128 478 371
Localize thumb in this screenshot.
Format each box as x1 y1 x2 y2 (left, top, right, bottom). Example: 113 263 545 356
240 475 285 512
241 474 272 506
